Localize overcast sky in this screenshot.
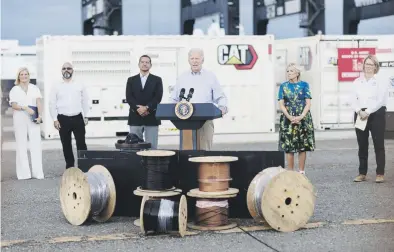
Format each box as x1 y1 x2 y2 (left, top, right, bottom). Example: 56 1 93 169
1 0 82 45
1 0 393 45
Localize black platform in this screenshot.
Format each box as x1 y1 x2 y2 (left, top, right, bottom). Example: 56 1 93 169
385 112 394 140
78 150 285 218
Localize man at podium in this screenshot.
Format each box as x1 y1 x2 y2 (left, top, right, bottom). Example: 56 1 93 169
169 48 228 150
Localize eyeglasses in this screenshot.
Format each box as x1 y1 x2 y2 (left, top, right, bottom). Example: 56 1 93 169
62 67 73 70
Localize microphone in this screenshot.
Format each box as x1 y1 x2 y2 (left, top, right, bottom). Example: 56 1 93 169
179 88 186 100
186 88 194 102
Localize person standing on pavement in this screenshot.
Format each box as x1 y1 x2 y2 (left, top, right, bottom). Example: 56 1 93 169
170 48 228 151
49 62 90 169
277 63 315 175
9 67 44 180
351 55 389 183
125 55 163 149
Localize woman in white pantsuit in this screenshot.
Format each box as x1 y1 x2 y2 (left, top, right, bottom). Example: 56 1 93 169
9 67 44 180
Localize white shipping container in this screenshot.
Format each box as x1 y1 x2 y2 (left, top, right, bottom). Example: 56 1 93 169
36 35 276 139
1 42 37 80
275 34 394 130
375 35 394 113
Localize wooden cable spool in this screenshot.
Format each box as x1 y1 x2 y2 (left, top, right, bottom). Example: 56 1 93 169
59 165 116 226
133 189 182 227
187 155 239 231
139 195 188 237
246 166 316 232
189 156 238 192
186 192 238 231
136 150 176 191
195 199 229 227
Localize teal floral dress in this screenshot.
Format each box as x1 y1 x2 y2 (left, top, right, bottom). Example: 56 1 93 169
278 81 315 153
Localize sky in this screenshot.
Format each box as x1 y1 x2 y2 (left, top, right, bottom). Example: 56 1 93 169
1 0 82 45
1 0 394 45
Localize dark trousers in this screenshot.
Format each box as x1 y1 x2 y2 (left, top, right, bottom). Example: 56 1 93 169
354 106 386 175
58 114 87 168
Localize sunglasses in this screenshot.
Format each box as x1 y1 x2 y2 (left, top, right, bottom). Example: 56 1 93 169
62 67 73 70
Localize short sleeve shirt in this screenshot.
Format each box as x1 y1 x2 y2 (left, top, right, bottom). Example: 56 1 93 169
9 84 42 107
277 81 312 116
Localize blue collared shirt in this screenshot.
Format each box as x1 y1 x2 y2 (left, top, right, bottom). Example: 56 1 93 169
170 69 228 112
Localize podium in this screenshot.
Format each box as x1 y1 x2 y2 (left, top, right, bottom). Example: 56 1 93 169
156 103 222 150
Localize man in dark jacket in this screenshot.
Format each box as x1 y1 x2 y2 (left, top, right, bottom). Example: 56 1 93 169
125 55 163 149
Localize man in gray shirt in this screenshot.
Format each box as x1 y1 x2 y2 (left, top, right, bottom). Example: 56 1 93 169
170 48 228 150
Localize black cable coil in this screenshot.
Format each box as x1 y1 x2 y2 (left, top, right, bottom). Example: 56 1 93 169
141 156 173 190
143 198 179 233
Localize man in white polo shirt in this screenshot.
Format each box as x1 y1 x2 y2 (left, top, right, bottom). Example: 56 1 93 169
49 62 89 169
170 48 228 150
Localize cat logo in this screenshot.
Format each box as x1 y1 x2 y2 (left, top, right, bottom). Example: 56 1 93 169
217 44 258 70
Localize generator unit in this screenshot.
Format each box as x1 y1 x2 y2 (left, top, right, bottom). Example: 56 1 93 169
274 34 394 130
1 40 37 114
35 35 276 139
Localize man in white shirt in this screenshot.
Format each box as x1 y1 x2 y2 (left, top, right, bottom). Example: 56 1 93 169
170 48 228 150
49 62 90 169
350 55 389 183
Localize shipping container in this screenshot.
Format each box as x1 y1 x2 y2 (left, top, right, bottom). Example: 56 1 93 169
36 35 276 139
274 34 394 130
1 40 37 114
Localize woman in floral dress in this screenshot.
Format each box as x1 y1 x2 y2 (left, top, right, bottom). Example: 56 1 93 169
277 63 315 174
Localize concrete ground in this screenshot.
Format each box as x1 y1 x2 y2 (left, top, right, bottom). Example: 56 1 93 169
1 113 394 252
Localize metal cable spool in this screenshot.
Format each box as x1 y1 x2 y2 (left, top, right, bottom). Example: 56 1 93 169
246 166 316 232
140 195 188 237
59 165 116 226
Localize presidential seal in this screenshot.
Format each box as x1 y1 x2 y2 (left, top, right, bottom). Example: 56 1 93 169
175 100 194 120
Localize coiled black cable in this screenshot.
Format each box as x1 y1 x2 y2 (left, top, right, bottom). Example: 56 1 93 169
141 156 173 190
143 198 179 233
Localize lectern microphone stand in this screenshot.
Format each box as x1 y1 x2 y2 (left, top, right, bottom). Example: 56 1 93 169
156 102 222 150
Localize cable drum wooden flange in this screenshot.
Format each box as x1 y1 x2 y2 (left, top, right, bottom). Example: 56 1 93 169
246 166 316 232
140 195 188 237
188 156 238 192
134 188 182 197
59 165 116 226
187 188 239 198
137 150 176 157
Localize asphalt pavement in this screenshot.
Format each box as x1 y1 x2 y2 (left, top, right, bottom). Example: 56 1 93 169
1 113 394 252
